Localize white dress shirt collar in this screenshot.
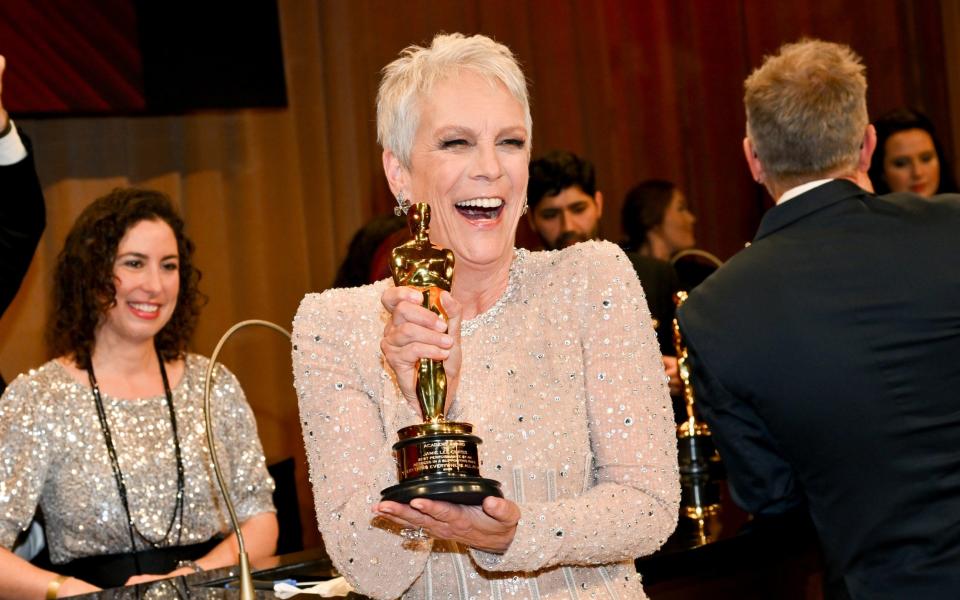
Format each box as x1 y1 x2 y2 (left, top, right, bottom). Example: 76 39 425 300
777 178 833 205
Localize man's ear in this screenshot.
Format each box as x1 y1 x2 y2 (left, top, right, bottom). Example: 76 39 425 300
857 124 877 173
743 137 765 184
382 149 409 197
593 190 604 217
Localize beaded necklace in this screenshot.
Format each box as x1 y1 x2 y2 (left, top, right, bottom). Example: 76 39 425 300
88 350 186 563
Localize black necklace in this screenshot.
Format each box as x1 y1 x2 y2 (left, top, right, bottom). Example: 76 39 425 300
89 349 186 559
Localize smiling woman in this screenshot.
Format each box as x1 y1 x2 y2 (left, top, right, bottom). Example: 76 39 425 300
293 33 679 600
0 188 278 598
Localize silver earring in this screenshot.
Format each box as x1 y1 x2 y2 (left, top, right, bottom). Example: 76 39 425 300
394 192 412 216
521 201 529 215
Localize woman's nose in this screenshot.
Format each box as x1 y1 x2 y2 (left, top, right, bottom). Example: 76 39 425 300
910 160 924 179
472 143 504 180
141 266 163 292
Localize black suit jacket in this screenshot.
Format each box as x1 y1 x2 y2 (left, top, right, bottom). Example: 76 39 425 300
678 180 960 599
0 132 46 393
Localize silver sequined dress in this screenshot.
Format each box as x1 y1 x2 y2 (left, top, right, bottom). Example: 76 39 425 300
293 241 679 600
0 353 275 563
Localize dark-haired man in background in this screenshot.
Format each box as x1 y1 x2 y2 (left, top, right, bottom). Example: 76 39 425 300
679 39 960 599
528 150 681 395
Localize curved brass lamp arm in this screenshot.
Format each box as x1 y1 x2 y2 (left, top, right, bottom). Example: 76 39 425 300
670 248 725 268
203 319 291 600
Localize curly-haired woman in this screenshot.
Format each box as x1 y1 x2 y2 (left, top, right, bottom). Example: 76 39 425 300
0 188 277 598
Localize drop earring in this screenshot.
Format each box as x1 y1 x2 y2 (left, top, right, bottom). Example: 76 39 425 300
394 192 412 216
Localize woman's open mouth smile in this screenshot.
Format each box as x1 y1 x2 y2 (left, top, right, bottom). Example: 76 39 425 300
454 197 505 221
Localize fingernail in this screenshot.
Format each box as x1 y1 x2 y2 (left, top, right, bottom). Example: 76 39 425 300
410 500 425 510
380 506 393 514
440 335 453 346
434 318 447 331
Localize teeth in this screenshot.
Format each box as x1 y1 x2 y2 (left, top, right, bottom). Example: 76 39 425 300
455 198 504 208
130 303 159 313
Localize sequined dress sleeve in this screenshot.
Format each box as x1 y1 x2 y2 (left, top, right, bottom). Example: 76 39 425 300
294 241 679 600
293 281 430 599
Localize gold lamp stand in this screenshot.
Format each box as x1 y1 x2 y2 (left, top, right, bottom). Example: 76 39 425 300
203 319 291 600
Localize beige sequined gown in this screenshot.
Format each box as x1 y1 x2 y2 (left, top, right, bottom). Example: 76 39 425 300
0 354 275 563
293 241 679 600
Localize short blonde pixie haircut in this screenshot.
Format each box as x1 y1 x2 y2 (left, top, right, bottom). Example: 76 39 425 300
377 33 532 169
744 39 868 185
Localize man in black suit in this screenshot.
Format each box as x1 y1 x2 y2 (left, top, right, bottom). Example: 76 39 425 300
678 40 960 599
0 55 46 394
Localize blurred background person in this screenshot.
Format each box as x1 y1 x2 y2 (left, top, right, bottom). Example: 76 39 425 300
621 179 696 260
0 188 277 598
294 33 678 600
868 107 958 196
526 149 603 250
622 180 717 290
0 55 45 395
332 213 406 288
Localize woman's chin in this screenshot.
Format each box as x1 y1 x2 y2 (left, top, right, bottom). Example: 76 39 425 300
451 240 515 268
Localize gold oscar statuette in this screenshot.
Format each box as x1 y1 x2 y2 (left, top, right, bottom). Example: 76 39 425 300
380 202 503 505
673 291 721 525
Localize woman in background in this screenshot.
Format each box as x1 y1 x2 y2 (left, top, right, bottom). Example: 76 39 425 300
621 179 714 290
0 188 277 598
869 107 958 196
621 179 696 261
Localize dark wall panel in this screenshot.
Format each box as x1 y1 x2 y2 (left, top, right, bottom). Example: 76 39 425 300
0 0 286 115
135 1 287 112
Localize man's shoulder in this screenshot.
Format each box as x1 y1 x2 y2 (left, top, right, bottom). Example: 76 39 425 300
873 190 960 220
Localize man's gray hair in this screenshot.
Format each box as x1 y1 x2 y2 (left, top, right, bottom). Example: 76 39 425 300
744 39 868 185
377 33 532 168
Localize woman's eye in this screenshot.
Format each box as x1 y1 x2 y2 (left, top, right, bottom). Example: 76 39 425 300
500 138 526 148
891 158 910 168
123 259 143 268
162 262 179 271
920 152 937 163
440 138 469 149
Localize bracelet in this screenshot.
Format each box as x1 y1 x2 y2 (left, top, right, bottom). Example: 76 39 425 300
175 559 204 574
46 574 69 600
